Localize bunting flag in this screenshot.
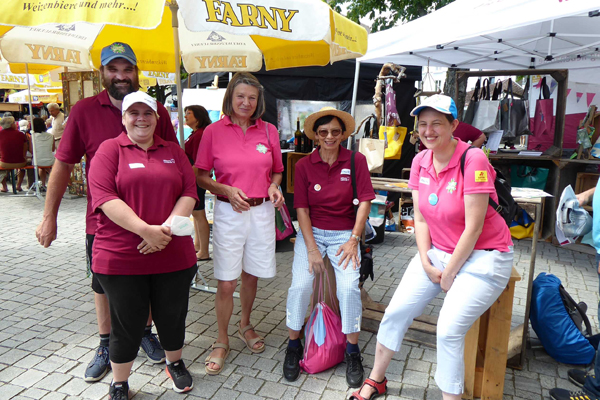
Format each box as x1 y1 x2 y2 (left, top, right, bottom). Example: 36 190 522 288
567 89 572 98
576 92 584 103
549 79 558 95
588 93 597 108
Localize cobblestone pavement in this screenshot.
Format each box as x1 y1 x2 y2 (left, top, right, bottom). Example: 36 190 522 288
0 193 598 400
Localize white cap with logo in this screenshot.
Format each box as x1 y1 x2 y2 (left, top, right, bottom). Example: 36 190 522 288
121 91 157 114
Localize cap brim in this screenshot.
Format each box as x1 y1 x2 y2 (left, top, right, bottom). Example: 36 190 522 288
304 109 355 140
102 54 137 66
410 104 454 117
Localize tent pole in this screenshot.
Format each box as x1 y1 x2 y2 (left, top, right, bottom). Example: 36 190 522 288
169 0 185 149
348 60 361 149
25 63 41 200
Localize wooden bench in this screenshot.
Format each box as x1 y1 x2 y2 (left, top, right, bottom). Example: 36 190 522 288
0 165 52 194
362 267 521 400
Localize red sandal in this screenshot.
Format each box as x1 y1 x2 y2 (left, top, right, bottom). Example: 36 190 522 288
349 377 388 400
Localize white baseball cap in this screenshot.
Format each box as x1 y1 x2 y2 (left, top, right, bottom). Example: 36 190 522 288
121 91 157 114
410 94 458 119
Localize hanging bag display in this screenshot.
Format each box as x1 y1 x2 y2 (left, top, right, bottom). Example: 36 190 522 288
378 125 407 160
299 271 346 374
501 78 531 139
463 78 481 125
528 77 555 152
356 114 384 173
472 78 502 133
509 208 535 239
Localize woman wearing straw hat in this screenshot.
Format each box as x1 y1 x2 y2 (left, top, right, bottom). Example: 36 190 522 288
282 107 374 388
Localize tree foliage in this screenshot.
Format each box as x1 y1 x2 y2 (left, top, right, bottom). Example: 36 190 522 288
328 0 455 32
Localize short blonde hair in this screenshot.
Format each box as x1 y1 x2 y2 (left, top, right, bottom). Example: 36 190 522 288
222 72 265 121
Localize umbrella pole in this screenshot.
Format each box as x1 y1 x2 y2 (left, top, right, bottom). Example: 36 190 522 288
348 60 361 149
169 1 185 149
25 63 42 200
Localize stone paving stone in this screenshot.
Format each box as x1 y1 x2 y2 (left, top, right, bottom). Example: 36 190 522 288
2 197 600 399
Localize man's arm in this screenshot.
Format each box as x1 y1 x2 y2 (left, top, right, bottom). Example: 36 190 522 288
36 159 74 247
471 133 486 148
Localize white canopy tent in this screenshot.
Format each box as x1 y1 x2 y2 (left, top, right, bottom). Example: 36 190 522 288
357 0 600 82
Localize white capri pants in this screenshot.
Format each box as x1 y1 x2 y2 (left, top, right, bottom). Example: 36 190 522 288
212 199 276 281
377 246 514 395
286 228 362 334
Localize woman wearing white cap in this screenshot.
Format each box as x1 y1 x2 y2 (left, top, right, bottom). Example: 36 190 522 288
350 95 513 400
88 91 198 398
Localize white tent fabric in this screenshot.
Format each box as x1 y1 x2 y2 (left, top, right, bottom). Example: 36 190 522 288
359 0 600 82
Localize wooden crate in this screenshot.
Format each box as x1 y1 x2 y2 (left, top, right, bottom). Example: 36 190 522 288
286 152 309 194
575 172 599 195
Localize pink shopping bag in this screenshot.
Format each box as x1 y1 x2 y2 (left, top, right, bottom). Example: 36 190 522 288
299 270 345 374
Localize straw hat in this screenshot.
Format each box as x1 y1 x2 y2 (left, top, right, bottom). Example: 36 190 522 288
303 107 355 140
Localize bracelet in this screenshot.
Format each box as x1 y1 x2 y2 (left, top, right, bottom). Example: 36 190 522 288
351 234 361 242
307 248 319 253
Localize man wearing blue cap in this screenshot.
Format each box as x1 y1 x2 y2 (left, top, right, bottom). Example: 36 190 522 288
35 42 178 387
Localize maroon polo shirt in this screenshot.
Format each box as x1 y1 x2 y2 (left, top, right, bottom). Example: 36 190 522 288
419 121 484 151
56 89 178 235
294 146 375 231
184 127 205 164
88 133 198 275
0 128 27 164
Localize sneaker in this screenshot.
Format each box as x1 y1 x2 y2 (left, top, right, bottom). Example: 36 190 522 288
84 345 110 382
345 351 365 388
550 388 598 400
283 344 303 382
569 369 595 388
108 381 129 400
140 332 165 363
166 360 193 393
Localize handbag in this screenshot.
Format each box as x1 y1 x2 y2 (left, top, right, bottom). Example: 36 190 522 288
510 165 549 190
510 208 535 239
356 114 384 173
501 78 531 139
528 77 555 152
472 79 502 133
379 125 407 160
299 271 346 374
463 78 481 124
275 203 294 241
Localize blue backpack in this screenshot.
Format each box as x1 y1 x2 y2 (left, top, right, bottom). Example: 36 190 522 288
529 272 595 364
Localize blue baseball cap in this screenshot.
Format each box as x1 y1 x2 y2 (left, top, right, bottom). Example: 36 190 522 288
410 94 458 119
101 42 137 66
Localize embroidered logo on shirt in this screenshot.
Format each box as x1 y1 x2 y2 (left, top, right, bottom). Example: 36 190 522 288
475 170 488 182
341 168 351 175
256 143 268 154
419 177 430 185
446 178 457 194
163 159 175 164
129 163 145 169
341 176 350 182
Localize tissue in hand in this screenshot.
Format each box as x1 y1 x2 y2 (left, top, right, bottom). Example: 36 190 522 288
169 216 194 236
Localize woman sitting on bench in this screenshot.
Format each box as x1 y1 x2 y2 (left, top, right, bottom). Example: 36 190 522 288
0 114 28 192
350 95 514 400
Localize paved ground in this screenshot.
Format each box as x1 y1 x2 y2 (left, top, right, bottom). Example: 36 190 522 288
0 192 598 400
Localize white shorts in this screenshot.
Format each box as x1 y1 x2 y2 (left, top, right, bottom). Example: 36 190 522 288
212 199 277 281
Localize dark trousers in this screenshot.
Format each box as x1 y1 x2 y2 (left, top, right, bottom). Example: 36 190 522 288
95 264 198 363
584 254 600 398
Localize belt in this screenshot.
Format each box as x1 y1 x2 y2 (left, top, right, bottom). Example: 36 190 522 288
217 196 269 207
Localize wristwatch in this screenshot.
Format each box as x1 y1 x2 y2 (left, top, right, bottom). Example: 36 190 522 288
351 234 361 242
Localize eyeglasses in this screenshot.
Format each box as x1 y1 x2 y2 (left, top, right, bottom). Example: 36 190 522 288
316 129 343 138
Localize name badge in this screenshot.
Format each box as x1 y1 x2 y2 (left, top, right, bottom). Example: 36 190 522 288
129 163 145 169
341 168 351 175
419 177 430 185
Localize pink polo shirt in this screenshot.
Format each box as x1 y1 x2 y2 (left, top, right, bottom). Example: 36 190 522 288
56 89 178 235
195 116 284 198
294 147 375 231
88 133 198 275
409 139 512 253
